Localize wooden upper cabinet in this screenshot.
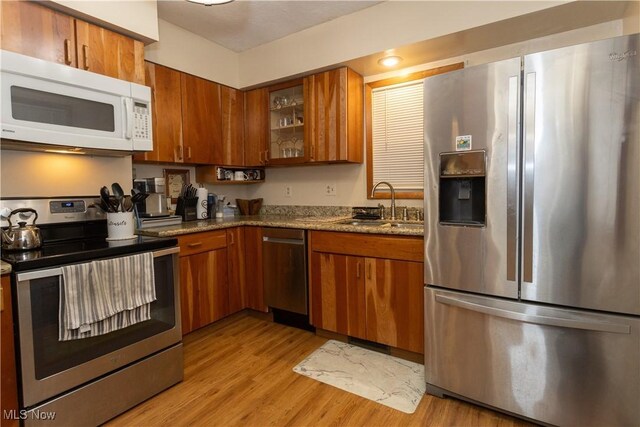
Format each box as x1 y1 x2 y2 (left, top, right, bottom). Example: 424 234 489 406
75 20 144 84
181 73 222 165
220 86 245 167
0 1 144 84
244 88 269 167
308 67 364 163
134 62 183 163
1 1 77 67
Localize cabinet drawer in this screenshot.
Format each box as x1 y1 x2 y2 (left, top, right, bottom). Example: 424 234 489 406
177 230 227 256
310 231 423 262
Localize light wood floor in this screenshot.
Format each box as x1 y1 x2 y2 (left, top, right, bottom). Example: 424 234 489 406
108 312 534 427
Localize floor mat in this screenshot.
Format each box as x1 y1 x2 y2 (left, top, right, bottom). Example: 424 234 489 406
293 340 425 414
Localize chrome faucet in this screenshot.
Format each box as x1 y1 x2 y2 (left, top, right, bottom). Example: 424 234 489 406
371 181 396 220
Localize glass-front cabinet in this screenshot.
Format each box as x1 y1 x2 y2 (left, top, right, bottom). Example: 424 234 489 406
268 79 309 164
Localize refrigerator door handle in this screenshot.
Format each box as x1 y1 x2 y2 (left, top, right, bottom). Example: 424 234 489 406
522 72 536 285
506 74 520 283
435 294 631 334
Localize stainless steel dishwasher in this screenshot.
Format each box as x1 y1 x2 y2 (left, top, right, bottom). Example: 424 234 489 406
262 228 308 316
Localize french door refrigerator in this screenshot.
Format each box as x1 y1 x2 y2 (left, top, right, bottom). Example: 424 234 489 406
423 34 639 426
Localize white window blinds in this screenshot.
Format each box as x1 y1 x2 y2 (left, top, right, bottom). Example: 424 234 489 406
371 81 424 191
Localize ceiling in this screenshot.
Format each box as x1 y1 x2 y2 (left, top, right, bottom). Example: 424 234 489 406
157 0 383 53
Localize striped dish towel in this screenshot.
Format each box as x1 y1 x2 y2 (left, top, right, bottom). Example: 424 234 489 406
59 252 156 341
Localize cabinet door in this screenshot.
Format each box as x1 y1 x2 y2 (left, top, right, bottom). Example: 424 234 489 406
308 68 363 163
309 252 366 339
0 1 77 67
267 79 309 164
1 275 19 427
221 86 245 166
365 258 424 353
134 62 183 163
180 248 229 334
243 88 269 167
243 227 268 312
227 227 246 314
75 20 144 84
181 73 222 165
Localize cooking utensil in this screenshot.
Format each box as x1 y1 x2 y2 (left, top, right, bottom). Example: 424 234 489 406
131 189 149 205
111 182 125 212
122 195 133 212
100 186 114 213
1 208 42 251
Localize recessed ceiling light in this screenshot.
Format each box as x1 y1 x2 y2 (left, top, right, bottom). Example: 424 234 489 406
186 0 234 5
378 56 403 68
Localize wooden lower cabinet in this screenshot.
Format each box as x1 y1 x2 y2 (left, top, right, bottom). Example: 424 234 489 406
227 227 246 314
364 258 424 353
309 231 424 353
178 231 229 335
309 253 366 339
178 227 267 335
243 226 268 312
179 246 229 335
1 274 19 427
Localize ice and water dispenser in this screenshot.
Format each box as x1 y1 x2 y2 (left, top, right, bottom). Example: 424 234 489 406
439 151 486 226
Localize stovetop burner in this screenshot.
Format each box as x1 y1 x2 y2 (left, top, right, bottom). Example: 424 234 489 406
1 197 177 272
2 234 177 272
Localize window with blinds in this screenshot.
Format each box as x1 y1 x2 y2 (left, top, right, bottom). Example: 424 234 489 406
371 80 424 191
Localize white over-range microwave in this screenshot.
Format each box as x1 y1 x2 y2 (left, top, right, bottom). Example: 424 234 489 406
0 50 152 153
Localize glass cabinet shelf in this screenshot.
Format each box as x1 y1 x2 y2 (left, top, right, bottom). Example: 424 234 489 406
269 84 305 161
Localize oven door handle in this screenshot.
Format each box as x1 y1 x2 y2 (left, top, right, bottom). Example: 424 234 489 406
15 247 179 282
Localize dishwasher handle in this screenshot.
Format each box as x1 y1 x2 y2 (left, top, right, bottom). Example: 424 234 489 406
262 236 305 245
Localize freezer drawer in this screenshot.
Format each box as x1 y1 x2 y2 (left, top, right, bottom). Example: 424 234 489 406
424 287 640 426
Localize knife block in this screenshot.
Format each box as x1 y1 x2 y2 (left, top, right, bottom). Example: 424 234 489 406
176 196 198 221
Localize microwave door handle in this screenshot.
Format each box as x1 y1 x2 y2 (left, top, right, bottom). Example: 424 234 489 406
123 98 134 140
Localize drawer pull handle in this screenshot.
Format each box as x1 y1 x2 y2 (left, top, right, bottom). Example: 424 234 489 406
64 39 73 65
82 44 89 70
356 262 361 279
187 242 203 248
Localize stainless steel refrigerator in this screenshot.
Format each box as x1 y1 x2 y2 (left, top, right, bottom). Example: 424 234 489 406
423 34 639 426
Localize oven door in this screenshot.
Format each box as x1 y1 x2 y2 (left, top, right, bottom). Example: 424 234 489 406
15 247 181 408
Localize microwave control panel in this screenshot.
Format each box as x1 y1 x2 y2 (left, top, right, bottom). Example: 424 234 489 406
133 102 151 140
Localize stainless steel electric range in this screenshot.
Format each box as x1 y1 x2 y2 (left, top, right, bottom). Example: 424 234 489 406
1 197 183 426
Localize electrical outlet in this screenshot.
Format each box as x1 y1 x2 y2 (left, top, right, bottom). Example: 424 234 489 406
325 183 337 196
284 185 292 198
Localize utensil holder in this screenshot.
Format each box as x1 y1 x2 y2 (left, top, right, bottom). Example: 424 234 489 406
176 196 198 221
106 212 135 240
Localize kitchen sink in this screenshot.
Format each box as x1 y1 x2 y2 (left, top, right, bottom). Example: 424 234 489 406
336 219 423 229
337 220 388 227
388 222 423 229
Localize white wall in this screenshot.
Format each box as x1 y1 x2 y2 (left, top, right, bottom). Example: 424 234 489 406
48 0 159 42
238 1 564 88
144 19 240 88
0 150 132 198
247 20 631 209
133 163 252 209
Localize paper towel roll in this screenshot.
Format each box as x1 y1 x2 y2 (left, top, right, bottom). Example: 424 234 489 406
196 186 208 219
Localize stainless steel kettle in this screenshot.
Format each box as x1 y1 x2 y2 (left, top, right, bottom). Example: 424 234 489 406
1 208 42 251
